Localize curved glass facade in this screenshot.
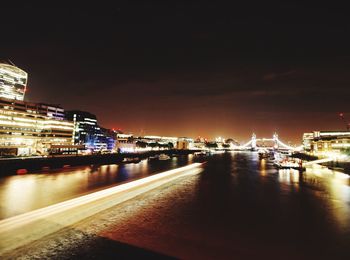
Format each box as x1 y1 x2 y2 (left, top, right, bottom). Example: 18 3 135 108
0 63 27 101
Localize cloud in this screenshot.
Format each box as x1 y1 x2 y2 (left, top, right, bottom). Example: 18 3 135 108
262 70 297 81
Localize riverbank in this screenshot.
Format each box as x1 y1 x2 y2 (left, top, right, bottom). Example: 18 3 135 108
0 150 200 175
291 152 318 161
292 152 350 175
321 161 350 175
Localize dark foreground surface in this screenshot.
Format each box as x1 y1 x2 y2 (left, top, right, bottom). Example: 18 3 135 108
2 152 350 259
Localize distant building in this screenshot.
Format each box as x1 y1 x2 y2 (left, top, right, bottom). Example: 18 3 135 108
0 63 28 101
65 110 110 151
302 133 314 152
115 133 135 153
192 141 206 150
303 131 350 155
116 133 133 143
176 137 194 150
143 135 178 146
100 127 117 150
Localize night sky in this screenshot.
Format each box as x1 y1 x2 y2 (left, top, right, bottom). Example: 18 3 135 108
2 2 350 143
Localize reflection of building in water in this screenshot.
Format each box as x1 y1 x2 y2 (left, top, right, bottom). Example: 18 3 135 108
303 131 350 156
278 169 300 190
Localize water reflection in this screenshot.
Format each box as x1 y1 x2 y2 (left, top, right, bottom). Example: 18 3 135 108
0 156 192 220
191 152 350 258
274 159 350 231
2 150 350 246
278 169 300 184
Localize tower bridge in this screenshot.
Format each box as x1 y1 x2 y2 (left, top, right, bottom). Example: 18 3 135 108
234 133 302 151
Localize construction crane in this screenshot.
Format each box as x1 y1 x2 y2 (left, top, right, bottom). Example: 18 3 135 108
339 113 350 131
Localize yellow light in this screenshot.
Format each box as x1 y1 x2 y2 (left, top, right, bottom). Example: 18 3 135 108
0 163 203 231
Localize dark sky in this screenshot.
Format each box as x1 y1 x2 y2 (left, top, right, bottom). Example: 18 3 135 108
2 2 350 143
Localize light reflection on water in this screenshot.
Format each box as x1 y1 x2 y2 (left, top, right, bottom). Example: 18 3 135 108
241 151 350 233
305 167 350 230
278 169 300 186
272 156 350 232
1 151 350 238
0 156 192 220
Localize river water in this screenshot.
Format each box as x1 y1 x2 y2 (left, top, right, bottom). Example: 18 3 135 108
1 151 350 258
0 155 194 220
188 152 350 258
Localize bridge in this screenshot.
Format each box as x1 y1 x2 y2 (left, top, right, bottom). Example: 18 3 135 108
233 133 303 151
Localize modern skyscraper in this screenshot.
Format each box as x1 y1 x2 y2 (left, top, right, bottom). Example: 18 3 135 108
0 62 28 101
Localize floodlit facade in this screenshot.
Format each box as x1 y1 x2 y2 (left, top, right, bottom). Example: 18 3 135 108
302 132 314 151
143 135 178 146
176 137 194 150
303 131 350 156
0 97 74 156
38 103 65 120
0 63 27 101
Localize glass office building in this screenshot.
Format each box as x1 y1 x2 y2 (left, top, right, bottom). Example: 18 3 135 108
65 110 109 151
0 63 28 101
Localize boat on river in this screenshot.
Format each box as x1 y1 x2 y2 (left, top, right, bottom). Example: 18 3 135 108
274 158 305 171
122 157 141 164
148 154 171 161
158 154 171 161
258 149 269 159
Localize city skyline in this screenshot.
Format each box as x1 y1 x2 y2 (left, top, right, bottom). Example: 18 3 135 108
2 2 350 143
2 3 350 259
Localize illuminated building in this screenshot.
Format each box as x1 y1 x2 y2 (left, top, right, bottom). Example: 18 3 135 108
100 127 117 150
176 137 194 150
192 141 206 150
65 110 111 151
115 134 187 153
116 133 136 153
303 131 350 155
37 103 65 120
0 63 27 101
302 133 314 152
0 97 75 156
143 135 178 146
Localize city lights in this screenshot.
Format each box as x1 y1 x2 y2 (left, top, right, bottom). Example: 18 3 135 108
0 63 27 101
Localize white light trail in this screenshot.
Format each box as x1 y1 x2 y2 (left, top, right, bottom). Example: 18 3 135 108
0 163 203 231
0 163 203 255
304 155 347 166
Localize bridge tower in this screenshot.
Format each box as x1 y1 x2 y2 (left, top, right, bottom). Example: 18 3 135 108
273 132 279 149
251 133 257 149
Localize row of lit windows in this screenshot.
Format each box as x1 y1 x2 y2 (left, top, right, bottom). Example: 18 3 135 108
0 132 72 138
0 113 73 126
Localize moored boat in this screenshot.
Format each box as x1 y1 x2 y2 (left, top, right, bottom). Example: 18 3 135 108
122 157 141 164
158 154 171 161
258 149 269 159
274 158 304 171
